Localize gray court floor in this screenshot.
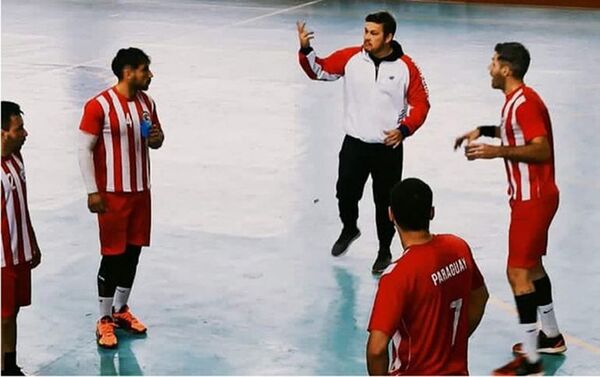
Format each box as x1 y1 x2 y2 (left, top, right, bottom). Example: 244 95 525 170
2 0 600 375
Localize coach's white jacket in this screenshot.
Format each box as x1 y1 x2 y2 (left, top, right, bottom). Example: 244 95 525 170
299 41 430 143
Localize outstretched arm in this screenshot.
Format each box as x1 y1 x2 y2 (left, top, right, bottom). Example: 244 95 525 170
297 21 359 81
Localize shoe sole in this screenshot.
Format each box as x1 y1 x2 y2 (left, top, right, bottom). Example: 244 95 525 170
114 322 147 335
513 345 567 356
331 231 361 257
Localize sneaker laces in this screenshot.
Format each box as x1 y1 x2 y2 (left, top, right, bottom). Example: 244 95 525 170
98 320 116 335
117 308 141 326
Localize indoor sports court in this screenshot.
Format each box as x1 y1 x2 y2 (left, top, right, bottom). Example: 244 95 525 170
2 0 599 374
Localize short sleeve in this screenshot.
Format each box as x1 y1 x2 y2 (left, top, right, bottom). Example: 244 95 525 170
79 99 104 136
515 99 547 142
466 245 485 290
368 271 408 337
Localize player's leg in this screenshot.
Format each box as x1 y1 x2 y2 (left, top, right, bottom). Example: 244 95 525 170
2 266 23 375
113 192 150 334
494 200 546 375
333 136 370 256
96 255 120 348
370 143 403 274
96 193 130 348
513 194 564 356
113 245 142 313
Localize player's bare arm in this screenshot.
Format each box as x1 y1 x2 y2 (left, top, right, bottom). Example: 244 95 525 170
467 284 489 337
465 136 551 163
296 21 314 49
148 124 164 149
366 330 390 375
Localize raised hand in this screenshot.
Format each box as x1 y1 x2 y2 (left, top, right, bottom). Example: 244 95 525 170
296 21 314 49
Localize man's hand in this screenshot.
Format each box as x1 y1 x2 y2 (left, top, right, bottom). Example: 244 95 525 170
454 128 481 150
88 192 106 214
148 124 164 149
296 21 314 49
464 143 502 160
30 244 41 269
383 128 403 148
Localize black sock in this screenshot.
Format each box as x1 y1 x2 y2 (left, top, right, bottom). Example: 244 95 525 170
515 292 538 324
533 275 553 306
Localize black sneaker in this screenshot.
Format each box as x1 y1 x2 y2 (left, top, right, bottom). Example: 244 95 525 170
512 330 567 355
1 366 25 376
331 227 361 257
371 249 392 274
493 356 543 376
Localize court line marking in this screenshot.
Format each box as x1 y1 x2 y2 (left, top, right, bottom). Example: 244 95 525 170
230 0 325 27
488 295 600 356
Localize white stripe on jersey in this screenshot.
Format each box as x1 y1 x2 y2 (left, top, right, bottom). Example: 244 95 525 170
96 95 115 191
5 161 32 263
1 169 19 267
391 330 403 372
501 89 523 200
127 101 144 191
511 96 530 200
108 89 131 192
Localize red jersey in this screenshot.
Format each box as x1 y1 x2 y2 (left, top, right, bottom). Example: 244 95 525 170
368 234 484 375
1 152 38 268
500 85 558 201
79 87 161 193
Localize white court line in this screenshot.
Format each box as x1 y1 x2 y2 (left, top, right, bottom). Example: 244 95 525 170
230 0 325 27
488 295 600 356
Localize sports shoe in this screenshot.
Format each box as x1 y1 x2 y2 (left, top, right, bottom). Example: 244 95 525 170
512 331 567 355
493 356 543 376
371 248 392 274
331 227 361 257
1 366 25 376
96 316 118 349
113 305 147 334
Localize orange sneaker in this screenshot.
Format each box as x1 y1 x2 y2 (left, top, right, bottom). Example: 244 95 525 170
113 305 147 334
96 316 118 348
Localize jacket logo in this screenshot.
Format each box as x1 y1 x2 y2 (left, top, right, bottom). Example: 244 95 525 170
389 76 395 80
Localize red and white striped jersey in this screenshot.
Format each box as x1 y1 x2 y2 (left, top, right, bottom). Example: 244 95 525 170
79 87 161 193
1 152 37 268
500 85 558 201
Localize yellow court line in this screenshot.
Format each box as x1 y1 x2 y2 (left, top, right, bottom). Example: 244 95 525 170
488 295 600 356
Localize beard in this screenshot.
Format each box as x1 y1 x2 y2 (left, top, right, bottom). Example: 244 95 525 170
491 76 504 90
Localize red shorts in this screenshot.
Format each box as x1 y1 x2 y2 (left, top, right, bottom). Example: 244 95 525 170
508 193 559 268
98 191 151 256
2 264 32 318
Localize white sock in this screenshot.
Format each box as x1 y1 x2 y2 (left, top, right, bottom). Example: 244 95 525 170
113 287 131 312
539 303 560 337
99 296 114 319
521 323 540 363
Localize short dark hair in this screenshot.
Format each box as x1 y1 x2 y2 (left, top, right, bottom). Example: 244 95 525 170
390 178 433 231
111 47 151 80
365 11 396 37
2 101 23 131
495 42 530 80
